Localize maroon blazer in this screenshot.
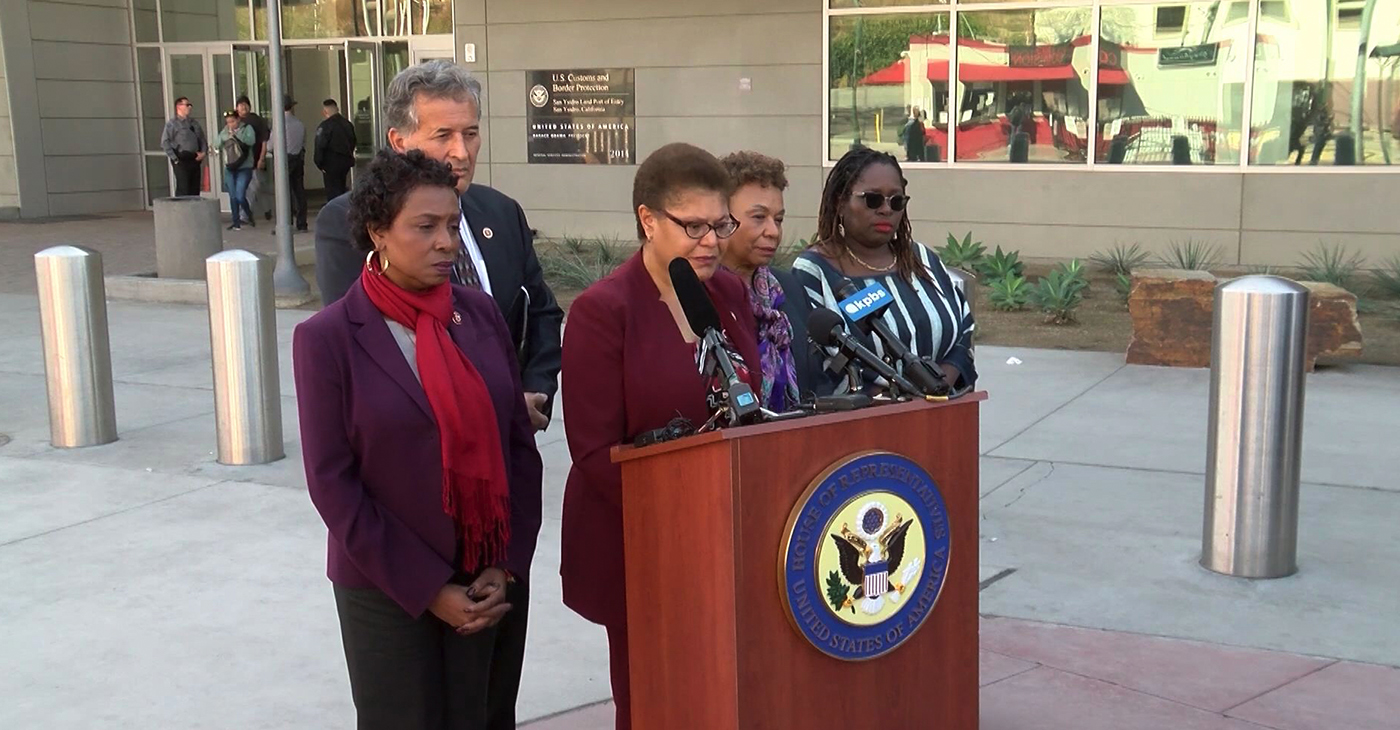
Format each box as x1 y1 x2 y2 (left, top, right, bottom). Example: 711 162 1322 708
559 253 761 627
293 279 543 618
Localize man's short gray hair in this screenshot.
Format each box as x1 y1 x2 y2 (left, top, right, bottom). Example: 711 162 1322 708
383 60 483 134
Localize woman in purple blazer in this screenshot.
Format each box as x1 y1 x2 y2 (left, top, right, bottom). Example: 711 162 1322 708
293 149 542 729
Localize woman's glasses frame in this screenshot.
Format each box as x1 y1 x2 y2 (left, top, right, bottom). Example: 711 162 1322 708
662 210 740 240
852 191 911 212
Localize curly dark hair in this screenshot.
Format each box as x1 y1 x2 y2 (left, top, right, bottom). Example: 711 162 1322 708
719 150 788 191
813 146 929 284
348 149 459 253
632 143 732 240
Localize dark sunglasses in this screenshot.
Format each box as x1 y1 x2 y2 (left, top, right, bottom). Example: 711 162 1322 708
853 191 910 212
663 210 740 240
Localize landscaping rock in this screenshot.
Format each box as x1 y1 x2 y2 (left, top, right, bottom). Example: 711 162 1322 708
1126 269 1216 368
1300 281 1363 369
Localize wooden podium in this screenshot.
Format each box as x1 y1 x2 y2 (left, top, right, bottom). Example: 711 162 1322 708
612 395 983 730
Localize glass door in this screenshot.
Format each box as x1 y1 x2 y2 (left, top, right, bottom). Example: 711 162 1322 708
167 50 221 202
345 40 383 179
232 45 271 115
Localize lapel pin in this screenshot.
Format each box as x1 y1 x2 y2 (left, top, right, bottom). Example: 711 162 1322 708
482 227 494 239
452 311 463 325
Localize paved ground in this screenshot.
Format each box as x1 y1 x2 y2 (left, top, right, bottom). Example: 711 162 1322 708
1 269 1398 726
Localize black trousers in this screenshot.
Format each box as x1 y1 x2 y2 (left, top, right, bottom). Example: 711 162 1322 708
334 580 529 730
323 164 351 201
287 153 307 229
172 159 202 196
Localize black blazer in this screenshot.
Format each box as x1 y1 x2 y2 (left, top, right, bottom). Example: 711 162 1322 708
771 266 833 401
313 184 565 418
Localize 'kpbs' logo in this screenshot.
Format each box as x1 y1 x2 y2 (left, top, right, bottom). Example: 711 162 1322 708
838 282 892 323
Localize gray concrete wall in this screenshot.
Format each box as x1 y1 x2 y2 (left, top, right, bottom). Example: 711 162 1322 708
0 0 143 218
0 15 19 218
448 0 1398 266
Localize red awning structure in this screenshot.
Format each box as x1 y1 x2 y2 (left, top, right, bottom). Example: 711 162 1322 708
1099 68 1131 85
861 59 1078 85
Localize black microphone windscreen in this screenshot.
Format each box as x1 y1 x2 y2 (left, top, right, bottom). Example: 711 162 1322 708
667 257 722 335
835 277 859 299
807 308 846 348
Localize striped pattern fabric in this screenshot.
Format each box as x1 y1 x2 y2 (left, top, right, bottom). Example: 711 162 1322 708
792 244 975 372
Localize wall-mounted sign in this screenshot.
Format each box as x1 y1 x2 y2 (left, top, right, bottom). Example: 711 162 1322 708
1158 44 1219 68
1008 42 1074 68
526 68 636 165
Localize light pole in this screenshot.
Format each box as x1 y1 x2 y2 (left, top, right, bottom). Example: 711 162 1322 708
266 0 309 298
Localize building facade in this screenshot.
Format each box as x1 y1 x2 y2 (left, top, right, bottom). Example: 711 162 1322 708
0 0 1395 266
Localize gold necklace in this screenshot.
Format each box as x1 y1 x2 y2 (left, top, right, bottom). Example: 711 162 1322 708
845 246 896 274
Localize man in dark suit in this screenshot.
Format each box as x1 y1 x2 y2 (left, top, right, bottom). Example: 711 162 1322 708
314 99 357 201
313 61 561 729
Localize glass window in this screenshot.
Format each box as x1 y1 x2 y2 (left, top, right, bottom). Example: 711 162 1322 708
145 155 172 205
160 0 248 42
384 0 413 36
1096 2 1247 165
829 13 953 162
830 1 945 7
138 48 166 154
423 0 453 35
276 0 374 39
133 0 159 43
1250 0 1400 166
955 8 1093 164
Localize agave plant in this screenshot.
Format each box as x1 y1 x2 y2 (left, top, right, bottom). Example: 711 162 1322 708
988 274 1030 311
1090 243 1151 276
1031 269 1085 325
977 245 1024 282
1297 243 1367 293
1375 255 1400 298
1160 240 1221 271
937 232 987 270
541 236 627 290
1114 272 1133 302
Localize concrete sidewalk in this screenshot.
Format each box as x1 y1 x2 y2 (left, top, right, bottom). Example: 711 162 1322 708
1 293 1397 728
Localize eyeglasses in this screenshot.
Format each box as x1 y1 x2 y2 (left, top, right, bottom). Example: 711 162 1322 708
663 210 739 240
852 191 911 212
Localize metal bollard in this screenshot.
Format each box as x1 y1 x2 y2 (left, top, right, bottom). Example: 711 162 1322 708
206 250 284 465
946 267 976 349
1202 276 1309 578
35 246 118 447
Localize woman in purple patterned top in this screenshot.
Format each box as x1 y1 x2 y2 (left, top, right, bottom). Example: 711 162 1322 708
718 151 828 411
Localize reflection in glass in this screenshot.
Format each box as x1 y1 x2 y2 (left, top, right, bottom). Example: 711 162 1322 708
382 41 412 96
955 8 1093 163
234 48 271 115
137 48 166 154
423 0 453 35
134 0 159 43
830 1 946 7
145 155 172 206
1249 0 1399 165
384 0 413 36
214 54 236 122
1095 2 1247 165
347 46 379 156
170 55 209 137
829 13 953 162
160 0 247 42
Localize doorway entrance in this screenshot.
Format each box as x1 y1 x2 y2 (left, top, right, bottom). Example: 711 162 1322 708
143 36 454 211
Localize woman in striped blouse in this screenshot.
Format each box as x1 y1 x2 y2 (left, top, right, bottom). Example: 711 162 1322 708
793 147 976 391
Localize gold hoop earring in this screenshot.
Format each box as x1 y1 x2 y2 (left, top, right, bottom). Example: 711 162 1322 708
366 249 388 274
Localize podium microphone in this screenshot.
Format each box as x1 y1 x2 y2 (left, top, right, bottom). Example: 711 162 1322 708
834 278 949 396
668 258 761 425
808 308 921 398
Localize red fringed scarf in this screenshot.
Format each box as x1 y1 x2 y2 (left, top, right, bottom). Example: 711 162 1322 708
361 262 510 572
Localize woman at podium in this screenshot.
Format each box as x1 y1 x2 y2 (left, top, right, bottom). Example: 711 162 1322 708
559 143 762 730
793 147 976 390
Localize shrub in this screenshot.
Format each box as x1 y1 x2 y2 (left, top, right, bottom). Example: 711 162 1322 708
1297 243 1366 293
937 232 987 270
1160 240 1221 270
977 245 1024 282
989 274 1030 311
1374 255 1400 298
1032 269 1084 325
540 236 627 290
1090 243 1151 276
1115 272 1133 302
1054 258 1090 294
